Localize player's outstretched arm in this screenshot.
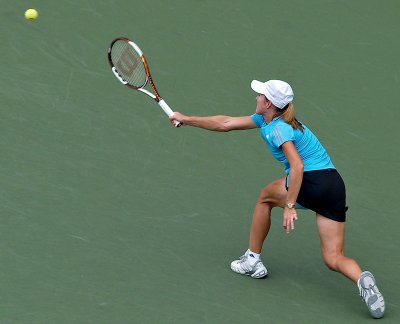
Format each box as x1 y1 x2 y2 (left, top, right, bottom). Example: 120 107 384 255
170 112 257 132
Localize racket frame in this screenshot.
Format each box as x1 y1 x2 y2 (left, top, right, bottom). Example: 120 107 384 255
108 37 180 127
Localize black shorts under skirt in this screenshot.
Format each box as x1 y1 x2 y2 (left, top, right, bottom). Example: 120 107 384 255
286 169 348 222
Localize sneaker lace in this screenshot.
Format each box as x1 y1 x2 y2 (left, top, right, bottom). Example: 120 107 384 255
238 255 247 263
236 255 257 272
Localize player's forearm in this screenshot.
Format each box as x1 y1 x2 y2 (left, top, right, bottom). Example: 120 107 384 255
286 163 304 205
183 115 232 132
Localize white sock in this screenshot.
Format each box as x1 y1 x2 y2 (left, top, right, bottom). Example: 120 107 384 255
245 249 260 265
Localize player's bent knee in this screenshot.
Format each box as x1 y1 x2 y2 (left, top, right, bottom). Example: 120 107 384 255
257 187 271 203
257 189 277 206
257 183 286 206
322 255 341 272
324 260 338 272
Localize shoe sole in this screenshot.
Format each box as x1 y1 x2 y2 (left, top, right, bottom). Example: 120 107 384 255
359 272 385 319
367 294 385 319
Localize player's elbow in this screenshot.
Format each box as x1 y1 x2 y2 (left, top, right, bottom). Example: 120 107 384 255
289 158 304 174
212 120 231 132
293 161 304 173
218 124 232 132
219 119 236 132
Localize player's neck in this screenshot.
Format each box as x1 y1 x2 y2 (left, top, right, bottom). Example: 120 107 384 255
262 110 275 124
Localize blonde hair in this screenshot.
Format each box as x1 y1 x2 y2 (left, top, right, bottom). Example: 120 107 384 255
275 102 303 132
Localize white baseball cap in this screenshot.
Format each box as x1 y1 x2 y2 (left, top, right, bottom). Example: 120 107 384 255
251 79 294 109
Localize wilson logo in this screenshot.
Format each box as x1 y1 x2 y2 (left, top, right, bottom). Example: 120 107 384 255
116 47 138 77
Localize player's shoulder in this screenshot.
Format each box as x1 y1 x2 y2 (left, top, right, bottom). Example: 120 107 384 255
272 118 293 131
250 113 266 128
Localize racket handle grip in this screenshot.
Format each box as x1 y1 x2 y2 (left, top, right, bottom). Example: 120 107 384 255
158 99 182 127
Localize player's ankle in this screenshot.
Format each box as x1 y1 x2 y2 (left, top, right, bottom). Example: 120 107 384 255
246 249 261 265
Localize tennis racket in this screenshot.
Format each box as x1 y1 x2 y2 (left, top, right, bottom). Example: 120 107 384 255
107 37 181 127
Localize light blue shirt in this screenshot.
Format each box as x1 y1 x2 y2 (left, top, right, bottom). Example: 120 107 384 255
251 114 335 174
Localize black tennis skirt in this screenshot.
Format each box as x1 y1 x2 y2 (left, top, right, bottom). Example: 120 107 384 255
286 169 348 222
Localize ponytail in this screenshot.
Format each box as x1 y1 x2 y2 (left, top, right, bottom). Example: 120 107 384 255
276 102 303 132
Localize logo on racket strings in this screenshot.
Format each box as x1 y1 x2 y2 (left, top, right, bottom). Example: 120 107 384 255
116 47 138 78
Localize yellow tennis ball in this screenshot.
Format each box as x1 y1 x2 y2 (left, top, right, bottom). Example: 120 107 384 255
25 9 39 20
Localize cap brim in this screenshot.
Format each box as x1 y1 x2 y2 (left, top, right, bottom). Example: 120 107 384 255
250 80 265 94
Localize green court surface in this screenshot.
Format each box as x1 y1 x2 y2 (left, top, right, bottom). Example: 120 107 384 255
1 1 399 323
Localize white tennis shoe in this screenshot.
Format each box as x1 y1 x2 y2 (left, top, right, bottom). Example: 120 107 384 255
230 254 268 278
357 271 385 319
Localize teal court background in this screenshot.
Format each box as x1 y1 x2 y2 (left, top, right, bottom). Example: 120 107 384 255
1 1 399 323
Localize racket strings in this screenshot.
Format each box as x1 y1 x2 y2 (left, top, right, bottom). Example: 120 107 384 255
110 41 147 88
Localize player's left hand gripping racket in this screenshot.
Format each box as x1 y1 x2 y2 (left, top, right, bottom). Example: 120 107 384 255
107 37 181 127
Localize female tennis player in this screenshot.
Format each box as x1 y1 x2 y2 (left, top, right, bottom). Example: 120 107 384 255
169 79 385 319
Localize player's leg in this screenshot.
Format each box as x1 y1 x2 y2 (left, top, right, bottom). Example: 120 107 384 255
230 177 287 278
249 177 287 253
316 214 361 281
316 214 385 318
